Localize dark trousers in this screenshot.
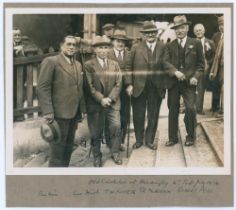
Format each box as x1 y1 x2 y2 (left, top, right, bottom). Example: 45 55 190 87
120 86 131 144
132 83 162 144
49 117 78 167
196 72 207 113
168 82 197 141
210 78 221 112
87 109 121 159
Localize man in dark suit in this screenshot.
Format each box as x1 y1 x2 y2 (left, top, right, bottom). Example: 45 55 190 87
193 23 215 114
84 35 122 167
210 15 224 117
164 15 205 147
37 35 84 167
126 21 168 150
108 29 131 151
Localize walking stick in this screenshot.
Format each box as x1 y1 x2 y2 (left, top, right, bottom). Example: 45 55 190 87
126 95 132 158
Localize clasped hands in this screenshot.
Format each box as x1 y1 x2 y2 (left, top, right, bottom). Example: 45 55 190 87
101 97 112 107
175 71 198 86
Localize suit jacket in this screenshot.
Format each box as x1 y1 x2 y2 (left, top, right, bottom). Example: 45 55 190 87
84 58 122 113
107 49 131 86
203 38 216 71
163 37 205 88
126 40 171 97
37 53 84 119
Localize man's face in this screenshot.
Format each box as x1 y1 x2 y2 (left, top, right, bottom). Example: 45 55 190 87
194 25 205 39
61 37 76 57
175 24 189 39
112 39 125 51
104 28 114 38
143 31 157 43
219 23 224 33
13 30 22 44
94 45 110 59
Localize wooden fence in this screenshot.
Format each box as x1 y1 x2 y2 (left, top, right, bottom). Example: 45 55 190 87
13 51 93 121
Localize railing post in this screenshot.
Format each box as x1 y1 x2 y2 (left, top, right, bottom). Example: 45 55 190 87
16 65 24 121
26 63 33 118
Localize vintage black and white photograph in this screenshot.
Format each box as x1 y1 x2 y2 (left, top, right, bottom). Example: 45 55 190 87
3 2 234 208
5 4 232 176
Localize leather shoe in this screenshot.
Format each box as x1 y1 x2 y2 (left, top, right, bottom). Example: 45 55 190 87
132 142 143 149
146 143 157 150
165 141 178 147
111 154 122 165
119 144 125 152
94 157 102 167
184 140 194 146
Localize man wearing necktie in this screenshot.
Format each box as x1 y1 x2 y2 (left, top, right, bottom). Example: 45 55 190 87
37 36 85 167
107 29 131 152
193 23 215 115
84 35 122 167
209 15 224 117
163 15 205 147
126 21 169 150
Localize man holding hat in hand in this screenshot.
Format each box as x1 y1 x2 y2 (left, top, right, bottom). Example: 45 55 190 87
164 15 205 147
126 20 169 150
37 35 84 167
84 35 122 167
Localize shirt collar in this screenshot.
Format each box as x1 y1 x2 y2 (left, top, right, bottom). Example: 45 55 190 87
178 36 187 46
97 56 107 67
113 48 124 58
146 40 157 49
62 52 74 65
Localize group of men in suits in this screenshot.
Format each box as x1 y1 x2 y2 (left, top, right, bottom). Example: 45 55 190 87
37 15 222 167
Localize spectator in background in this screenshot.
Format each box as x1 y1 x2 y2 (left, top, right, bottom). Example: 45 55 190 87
193 23 215 115
102 23 115 40
209 16 224 117
108 29 131 152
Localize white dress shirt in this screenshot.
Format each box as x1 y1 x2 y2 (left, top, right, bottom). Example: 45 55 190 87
113 48 124 60
178 36 187 48
97 56 108 68
146 40 157 53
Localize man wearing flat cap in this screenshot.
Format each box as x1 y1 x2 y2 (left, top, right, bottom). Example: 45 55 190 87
107 29 131 151
37 35 85 167
126 21 170 150
209 15 224 117
164 15 205 147
84 35 122 167
102 23 115 40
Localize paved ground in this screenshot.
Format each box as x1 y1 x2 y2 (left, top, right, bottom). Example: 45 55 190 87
13 91 224 168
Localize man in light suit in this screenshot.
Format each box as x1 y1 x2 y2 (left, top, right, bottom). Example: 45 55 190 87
108 29 131 151
84 35 122 167
126 21 169 150
164 15 205 147
37 35 84 167
193 23 215 115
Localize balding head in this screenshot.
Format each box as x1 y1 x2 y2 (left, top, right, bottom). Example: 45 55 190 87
193 23 205 39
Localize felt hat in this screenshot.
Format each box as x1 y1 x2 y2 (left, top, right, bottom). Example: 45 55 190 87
40 120 61 144
111 29 128 40
140 21 159 33
171 15 191 29
92 35 112 47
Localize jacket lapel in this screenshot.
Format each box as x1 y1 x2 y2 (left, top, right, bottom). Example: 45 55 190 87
74 61 81 86
141 41 148 62
185 37 192 57
58 54 77 81
93 58 106 88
